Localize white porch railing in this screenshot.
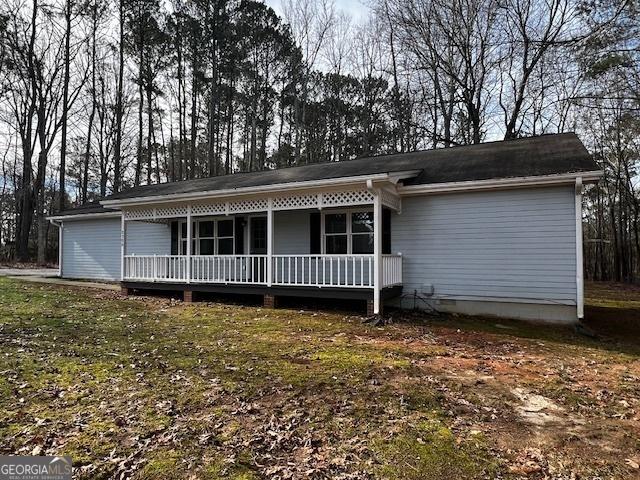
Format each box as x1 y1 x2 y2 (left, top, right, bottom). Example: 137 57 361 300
190 255 267 284
382 254 403 287
123 254 402 289
124 255 188 282
273 255 374 288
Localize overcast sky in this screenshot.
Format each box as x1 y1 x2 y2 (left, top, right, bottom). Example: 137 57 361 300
263 0 371 22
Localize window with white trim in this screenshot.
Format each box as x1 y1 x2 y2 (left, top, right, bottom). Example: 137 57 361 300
323 210 374 254
216 219 234 254
179 218 235 255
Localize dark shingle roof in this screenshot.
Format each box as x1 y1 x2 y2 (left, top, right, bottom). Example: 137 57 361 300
101 133 596 202
55 133 597 218
54 201 117 217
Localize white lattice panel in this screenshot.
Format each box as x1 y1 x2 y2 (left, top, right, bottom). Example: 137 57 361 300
381 188 401 211
156 205 188 218
192 202 226 216
124 208 154 220
322 190 374 207
272 193 319 210
228 198 269 213
124 188 378 220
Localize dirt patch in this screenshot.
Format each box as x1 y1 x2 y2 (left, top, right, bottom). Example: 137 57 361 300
511 388 566 425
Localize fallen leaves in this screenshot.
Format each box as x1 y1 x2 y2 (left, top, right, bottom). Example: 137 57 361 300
626 457 640 470
0 278 639 479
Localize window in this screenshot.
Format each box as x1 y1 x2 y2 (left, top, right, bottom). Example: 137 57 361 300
325 213 347 254
179 218 235 255
180 222 196 255
323 211 374 254
351 212 373 254
217 220 234 254
198 221 215 255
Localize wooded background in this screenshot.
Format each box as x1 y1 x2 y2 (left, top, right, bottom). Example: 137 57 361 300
0 0 637 282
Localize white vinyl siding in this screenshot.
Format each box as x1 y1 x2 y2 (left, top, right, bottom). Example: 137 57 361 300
274 210 309 254
62 217 170 281
391 186 577 305
126 221 171 256
62 218 121 281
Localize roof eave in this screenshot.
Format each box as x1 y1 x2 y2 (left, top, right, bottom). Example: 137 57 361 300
398 170 603 196
100 171 422 208
48 211 121 222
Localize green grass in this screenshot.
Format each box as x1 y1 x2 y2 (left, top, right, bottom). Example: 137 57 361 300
373 421 499 480
0 277 638 479
0 278 465 478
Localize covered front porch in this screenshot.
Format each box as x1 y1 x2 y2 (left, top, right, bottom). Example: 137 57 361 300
123 254 402 290
114 182 404 314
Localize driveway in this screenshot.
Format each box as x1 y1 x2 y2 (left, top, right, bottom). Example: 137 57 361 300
0 267 119 291
0 267 58 277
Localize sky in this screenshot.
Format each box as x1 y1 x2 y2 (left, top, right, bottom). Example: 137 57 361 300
263 0 371 22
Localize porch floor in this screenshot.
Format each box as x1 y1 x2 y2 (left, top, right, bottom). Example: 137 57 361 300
121 281 403 304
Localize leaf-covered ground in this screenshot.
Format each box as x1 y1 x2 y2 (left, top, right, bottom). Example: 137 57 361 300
0 277 639 479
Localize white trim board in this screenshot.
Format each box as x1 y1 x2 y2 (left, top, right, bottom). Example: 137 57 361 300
575 177 584 319
100 171 421 208
48 212 121 222
398 171 603 196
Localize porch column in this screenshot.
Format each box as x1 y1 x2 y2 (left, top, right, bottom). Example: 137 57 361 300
120 214 126 281
373 190 382 315
186 205 192 284
266 198 273 286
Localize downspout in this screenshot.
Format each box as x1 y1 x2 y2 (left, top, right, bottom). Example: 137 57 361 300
575 177 584 320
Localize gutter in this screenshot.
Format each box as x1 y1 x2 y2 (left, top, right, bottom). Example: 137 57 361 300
100 171 421 209
397 170 603 196
48 211 122 222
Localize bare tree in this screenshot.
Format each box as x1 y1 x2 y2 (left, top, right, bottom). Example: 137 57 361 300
282 0 335 163
498 0 574 139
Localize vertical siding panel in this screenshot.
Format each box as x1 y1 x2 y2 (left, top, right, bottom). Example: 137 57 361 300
62 218 121 281
63 217 171 281
125 222 171 255
391 187 577 305
274 211 310 254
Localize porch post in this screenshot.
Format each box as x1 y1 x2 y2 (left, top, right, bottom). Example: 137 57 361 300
266 197 273 286
186 204 192 284
373 190 382 315
120 213 126 281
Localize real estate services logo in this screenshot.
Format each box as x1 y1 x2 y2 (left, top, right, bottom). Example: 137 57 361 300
0 456 72 480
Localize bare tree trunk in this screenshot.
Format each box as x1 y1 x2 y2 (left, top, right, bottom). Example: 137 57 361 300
146 83 153 184
113 0 124 193
58 0 72 211
37 189 46 265
175 14 183 182
16 0 39 262
135 16 144 186
190 54 198 179
83 4 98 203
